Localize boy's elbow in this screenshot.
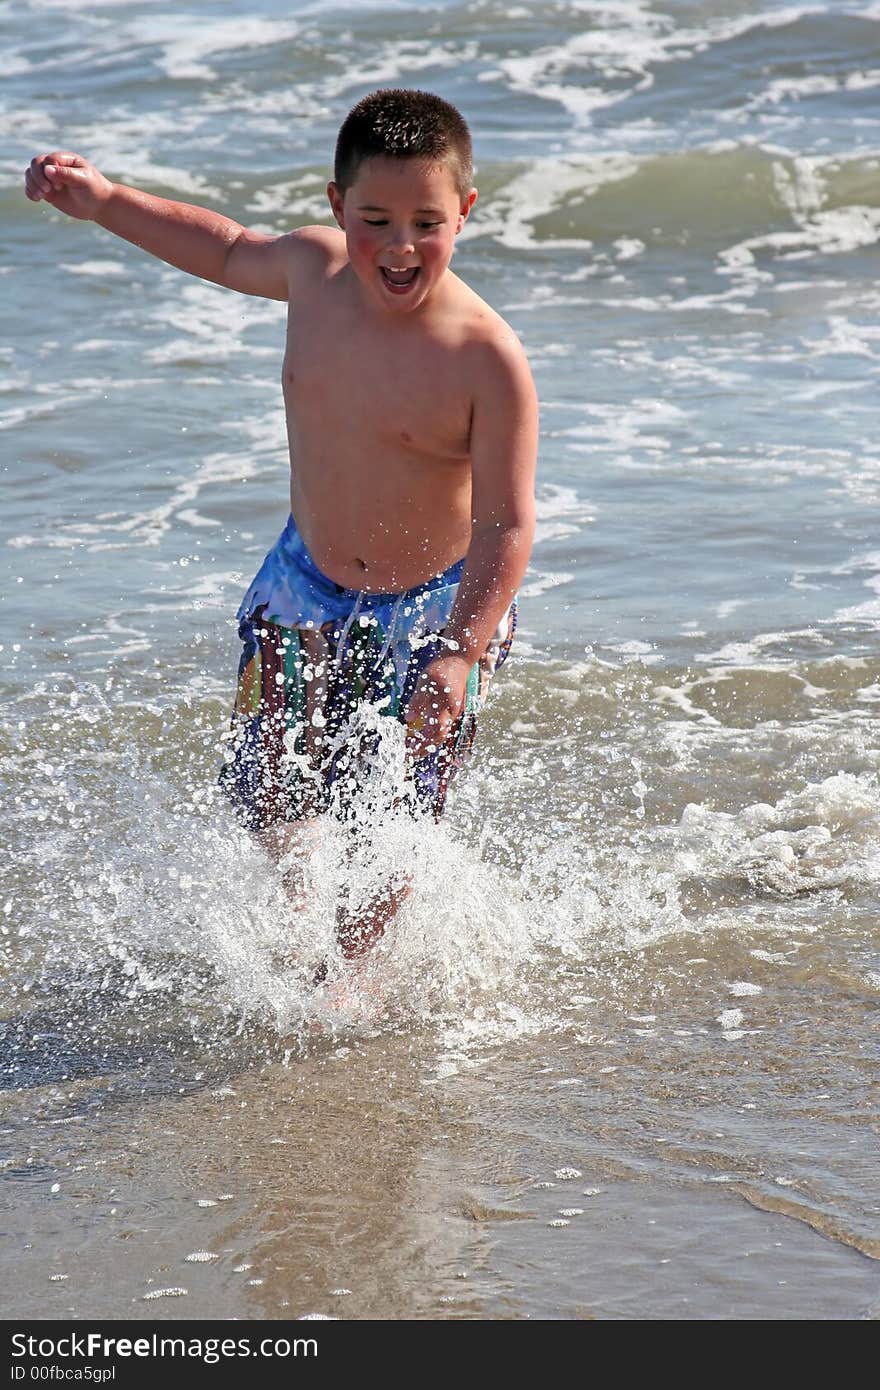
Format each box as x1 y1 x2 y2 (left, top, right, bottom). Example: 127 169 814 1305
219 227 288 300
473 515 535 552
218 226 246 278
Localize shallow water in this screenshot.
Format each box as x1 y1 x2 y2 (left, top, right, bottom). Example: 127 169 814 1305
2 0 879 1320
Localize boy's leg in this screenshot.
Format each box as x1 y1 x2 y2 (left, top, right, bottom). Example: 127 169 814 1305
250 622 336 909
332 600 518 957
217 613 406 962
336 876 412 960
219 613 331 898
320 708 414 959
257 818 324 908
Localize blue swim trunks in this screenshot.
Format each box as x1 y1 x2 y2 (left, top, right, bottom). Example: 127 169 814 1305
219 515 515 827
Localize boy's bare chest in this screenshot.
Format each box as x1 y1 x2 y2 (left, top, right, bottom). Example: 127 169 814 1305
282 313 472 459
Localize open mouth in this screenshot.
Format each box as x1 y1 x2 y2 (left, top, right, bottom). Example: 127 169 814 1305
380 266 420 293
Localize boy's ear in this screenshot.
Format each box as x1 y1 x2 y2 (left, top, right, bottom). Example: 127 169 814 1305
327 181 345 229
456 187 478 232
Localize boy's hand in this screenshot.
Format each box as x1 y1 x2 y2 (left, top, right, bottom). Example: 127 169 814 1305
404 653 472 760
24 152 112 221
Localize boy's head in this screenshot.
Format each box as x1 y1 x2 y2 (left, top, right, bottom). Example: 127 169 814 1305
333 89 473 199
328 90 478 313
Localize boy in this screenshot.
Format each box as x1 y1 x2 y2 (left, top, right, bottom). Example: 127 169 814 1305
25 89 538 962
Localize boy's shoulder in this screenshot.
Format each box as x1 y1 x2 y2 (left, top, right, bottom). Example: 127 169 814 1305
445 276 535 398
280 223 347 276
441 273 529 358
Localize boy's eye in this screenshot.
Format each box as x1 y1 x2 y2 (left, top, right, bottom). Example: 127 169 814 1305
361 219 442 229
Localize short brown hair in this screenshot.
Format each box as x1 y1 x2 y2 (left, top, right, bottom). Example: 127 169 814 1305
334 89 474 198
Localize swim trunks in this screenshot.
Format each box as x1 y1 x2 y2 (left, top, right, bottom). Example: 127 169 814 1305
219 515 515 828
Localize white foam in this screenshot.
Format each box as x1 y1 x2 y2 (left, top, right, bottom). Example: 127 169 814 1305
10 420 284 555
246 180 329 222
671 773 880 898
604 639 661 665
721 206 880 271
750 74 841 109
614 237 645 261
653 683 721 725
716 599 748 620
698 627 832 665
125 15 302 82
58 133 222 200
491 2 830 132
59 260 127 277
533 482 595 545
463 154 636 250
519 569 575 599
717 1008 744 1029
74 339 123 353
831 555 880 628
176 509 222 530
561 396 686 453
845 67 880 91
802 315 880 360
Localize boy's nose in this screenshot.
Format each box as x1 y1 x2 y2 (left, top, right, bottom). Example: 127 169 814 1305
388 228 415 256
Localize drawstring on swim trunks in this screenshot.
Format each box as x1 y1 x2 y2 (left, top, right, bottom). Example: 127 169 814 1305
373 592 404 675
333 589 406 677
334 590 364 669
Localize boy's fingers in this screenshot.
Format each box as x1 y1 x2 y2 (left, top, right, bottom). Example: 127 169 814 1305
30 152 88 191
39 151 85 168
25 172 54 202
44 163 87 183
404 713 431 757
404 706 450 760
27 159 51 196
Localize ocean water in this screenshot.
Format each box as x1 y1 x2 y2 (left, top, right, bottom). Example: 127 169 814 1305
2 0 879 1320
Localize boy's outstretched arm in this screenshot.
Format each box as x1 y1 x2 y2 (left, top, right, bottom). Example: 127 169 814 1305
405 331 538 757
24 151 300 301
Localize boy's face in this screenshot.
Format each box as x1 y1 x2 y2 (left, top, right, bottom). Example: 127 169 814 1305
327 157 477 314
